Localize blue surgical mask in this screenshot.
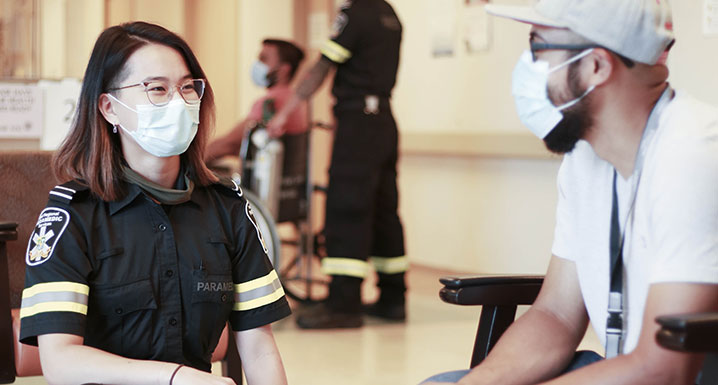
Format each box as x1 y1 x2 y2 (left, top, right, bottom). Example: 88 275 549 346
108 94 200 157
512 49 595 139
251 61 270 88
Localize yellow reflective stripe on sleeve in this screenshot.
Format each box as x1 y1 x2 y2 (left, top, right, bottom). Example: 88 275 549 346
235 270 279 293
233 286 286 311
321 257 369 278
20 302 88 318
370 256 409 274
234 270 286 311
22 281 89 298
20 281 90 319
321 40 352 63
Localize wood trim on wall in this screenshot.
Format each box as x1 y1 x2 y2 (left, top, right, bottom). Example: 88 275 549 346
400 132 559 160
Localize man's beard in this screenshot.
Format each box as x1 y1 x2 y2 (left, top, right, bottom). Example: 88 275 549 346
543 63 594 154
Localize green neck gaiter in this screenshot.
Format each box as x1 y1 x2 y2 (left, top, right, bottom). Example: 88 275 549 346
122 165 194 205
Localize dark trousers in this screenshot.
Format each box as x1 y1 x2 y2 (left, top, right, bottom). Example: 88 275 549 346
324 106 406 312
325 107 405 259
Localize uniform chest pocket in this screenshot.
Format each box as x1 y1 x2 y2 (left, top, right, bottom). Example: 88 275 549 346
202 237 233 272
97 247 124 261
190 270 233 360
93 278 158 315
191 270 234 304
88 279 158 359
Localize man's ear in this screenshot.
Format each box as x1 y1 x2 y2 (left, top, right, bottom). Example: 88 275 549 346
585 48 614 88
277 62 292 81
98 93 119 125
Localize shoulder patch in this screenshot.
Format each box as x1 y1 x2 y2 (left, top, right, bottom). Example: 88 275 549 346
245 201 269 255
26 207 70 266
230 178 243 197
215 176 244 198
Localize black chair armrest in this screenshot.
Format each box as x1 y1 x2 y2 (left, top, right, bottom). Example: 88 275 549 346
440 275 544 368
0 221 18 383
440 275 545 306
656 312 718 352
0 222 18 242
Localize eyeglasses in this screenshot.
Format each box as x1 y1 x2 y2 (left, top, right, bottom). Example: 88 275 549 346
107 78 206 106
530 42 600 62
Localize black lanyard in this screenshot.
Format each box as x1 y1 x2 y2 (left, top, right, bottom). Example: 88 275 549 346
603 86 674 358
606 170 625 358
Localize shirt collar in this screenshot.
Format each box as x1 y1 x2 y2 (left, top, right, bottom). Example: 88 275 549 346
108 182 145 216
108 182 202 216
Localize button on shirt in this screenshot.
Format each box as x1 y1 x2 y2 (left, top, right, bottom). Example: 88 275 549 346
19 179 291 372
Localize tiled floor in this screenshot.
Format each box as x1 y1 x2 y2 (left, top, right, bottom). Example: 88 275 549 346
275 264 483 385
13 264 601 384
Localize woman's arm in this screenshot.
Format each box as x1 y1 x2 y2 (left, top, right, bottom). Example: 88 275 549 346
38 334 235 385
234 325 288 385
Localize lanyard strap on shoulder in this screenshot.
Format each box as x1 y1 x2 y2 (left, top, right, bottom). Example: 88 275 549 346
606 170 624 359
604 86 674 358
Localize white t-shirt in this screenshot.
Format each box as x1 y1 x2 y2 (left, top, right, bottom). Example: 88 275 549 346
552 91 718 354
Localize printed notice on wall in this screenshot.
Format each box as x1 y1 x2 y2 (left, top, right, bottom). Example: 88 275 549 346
464 0 491 53
429 0 458 57
0 83 43 139
705 0 718 35
38 78 82 150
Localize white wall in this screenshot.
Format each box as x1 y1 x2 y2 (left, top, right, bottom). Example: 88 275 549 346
399 156 560 274
668 1 718 106
235 0 296 123
391 0 718 137
391 0 530 134
389 0 718 274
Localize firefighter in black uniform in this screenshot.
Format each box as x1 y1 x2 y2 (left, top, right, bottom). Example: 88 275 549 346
19 22 289 385
268 0 407 329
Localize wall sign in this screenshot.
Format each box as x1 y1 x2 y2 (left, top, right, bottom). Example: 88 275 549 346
0 83 43 139
705 0 718 35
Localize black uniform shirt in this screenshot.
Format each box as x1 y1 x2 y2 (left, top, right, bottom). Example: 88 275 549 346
321 0 402 101
19 178 290 372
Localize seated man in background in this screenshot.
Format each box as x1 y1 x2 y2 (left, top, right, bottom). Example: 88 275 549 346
424 0 718 384
205 38 307 164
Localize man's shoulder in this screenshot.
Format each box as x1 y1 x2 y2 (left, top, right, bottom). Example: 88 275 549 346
662 91 718 128
560 141 610 175
654 91 718 156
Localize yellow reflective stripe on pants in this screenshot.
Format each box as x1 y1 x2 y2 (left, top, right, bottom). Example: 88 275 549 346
321 257 369 278
370 256 409 274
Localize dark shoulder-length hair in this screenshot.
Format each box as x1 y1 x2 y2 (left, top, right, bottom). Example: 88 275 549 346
53 21 218 201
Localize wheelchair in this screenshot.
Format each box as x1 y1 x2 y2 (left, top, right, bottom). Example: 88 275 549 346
226 119 333 303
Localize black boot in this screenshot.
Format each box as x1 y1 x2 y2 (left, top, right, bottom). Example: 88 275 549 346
296 276 364 329
364 272 406 321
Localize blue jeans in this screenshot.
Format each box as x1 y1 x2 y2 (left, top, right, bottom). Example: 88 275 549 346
420 350 603 383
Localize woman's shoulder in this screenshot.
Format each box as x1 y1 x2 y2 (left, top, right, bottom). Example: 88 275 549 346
205 175 240 194
45 179 94 207
201 175 250 206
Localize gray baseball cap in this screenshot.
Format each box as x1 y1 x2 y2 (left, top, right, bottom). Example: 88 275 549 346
486 0 675 65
